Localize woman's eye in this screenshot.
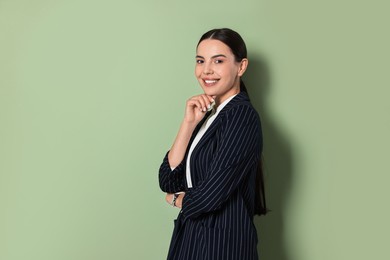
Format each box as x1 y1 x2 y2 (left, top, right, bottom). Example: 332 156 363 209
215 59 223 64
196 60 204 64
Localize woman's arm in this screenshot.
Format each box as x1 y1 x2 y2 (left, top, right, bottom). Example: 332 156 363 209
168 94 215 168
159 152 186 193
159 94 214 193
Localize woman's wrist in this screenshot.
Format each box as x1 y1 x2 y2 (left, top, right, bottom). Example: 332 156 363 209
170 193 179 207
165 193 185 208
181 118 199 130
174 193 184 208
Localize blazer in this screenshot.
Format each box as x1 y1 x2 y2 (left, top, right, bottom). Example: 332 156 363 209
159 92 262 260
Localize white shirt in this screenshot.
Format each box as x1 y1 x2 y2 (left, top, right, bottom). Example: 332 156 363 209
185 94 237 188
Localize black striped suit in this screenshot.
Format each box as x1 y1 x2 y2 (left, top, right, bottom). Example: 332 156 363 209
159 92 262 260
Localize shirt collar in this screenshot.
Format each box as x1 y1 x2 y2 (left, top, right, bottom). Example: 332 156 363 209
215 93 238 114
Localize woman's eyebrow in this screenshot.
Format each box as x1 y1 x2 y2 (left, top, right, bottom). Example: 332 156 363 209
211 54 227 59
195 54 227 59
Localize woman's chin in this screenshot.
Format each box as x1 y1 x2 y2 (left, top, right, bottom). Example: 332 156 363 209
201 89 216 96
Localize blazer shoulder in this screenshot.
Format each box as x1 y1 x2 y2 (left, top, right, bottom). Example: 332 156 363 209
220 92 259 119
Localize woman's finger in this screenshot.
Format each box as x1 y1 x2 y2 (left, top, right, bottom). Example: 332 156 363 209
187 98 204 112
190 94 214 112
199 94 215 111
165 193 173 204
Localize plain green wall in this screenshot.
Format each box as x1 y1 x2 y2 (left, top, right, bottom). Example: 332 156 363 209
1 0 389 259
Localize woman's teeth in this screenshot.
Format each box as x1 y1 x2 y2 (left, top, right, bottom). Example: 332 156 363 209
205 80 217 84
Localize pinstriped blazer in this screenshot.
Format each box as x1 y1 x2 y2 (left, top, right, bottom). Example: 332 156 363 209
159 92 262 260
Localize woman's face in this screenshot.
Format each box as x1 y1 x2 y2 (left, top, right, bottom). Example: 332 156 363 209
195 39 247 105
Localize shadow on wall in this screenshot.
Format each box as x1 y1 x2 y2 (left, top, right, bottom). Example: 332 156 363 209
245 55 293 260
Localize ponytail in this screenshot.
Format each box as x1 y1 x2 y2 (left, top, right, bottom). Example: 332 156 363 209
240 79 248 94
254 155 268 215
240 79 268 216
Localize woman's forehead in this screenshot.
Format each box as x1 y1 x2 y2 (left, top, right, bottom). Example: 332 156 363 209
196 39 233 57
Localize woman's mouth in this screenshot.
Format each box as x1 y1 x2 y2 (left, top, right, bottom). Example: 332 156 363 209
203 79 219 86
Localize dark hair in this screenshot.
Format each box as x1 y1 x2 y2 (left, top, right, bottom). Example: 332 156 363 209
197 28 249 93
198 28 268 216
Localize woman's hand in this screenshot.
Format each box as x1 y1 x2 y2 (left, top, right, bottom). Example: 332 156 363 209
184 94 215 125
165 193 185 208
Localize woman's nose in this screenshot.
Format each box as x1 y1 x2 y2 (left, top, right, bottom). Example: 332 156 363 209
203 63 214 75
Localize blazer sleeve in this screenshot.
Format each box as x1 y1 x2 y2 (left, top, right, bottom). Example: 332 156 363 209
181 105 261 221
158 151 186 193
158 112 210 194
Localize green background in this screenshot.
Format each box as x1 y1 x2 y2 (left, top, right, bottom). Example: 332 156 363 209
1 0 389 259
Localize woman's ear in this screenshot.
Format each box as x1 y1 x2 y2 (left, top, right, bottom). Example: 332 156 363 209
238 58 249 77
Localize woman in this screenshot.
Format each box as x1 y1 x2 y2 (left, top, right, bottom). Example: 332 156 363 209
159 28 267 260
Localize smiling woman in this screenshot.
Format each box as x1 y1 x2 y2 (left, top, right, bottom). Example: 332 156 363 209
158 28 267 260
195 39 247 105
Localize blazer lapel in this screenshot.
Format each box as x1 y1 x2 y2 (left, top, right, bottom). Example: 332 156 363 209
191 92 250 156
182 110 213 166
